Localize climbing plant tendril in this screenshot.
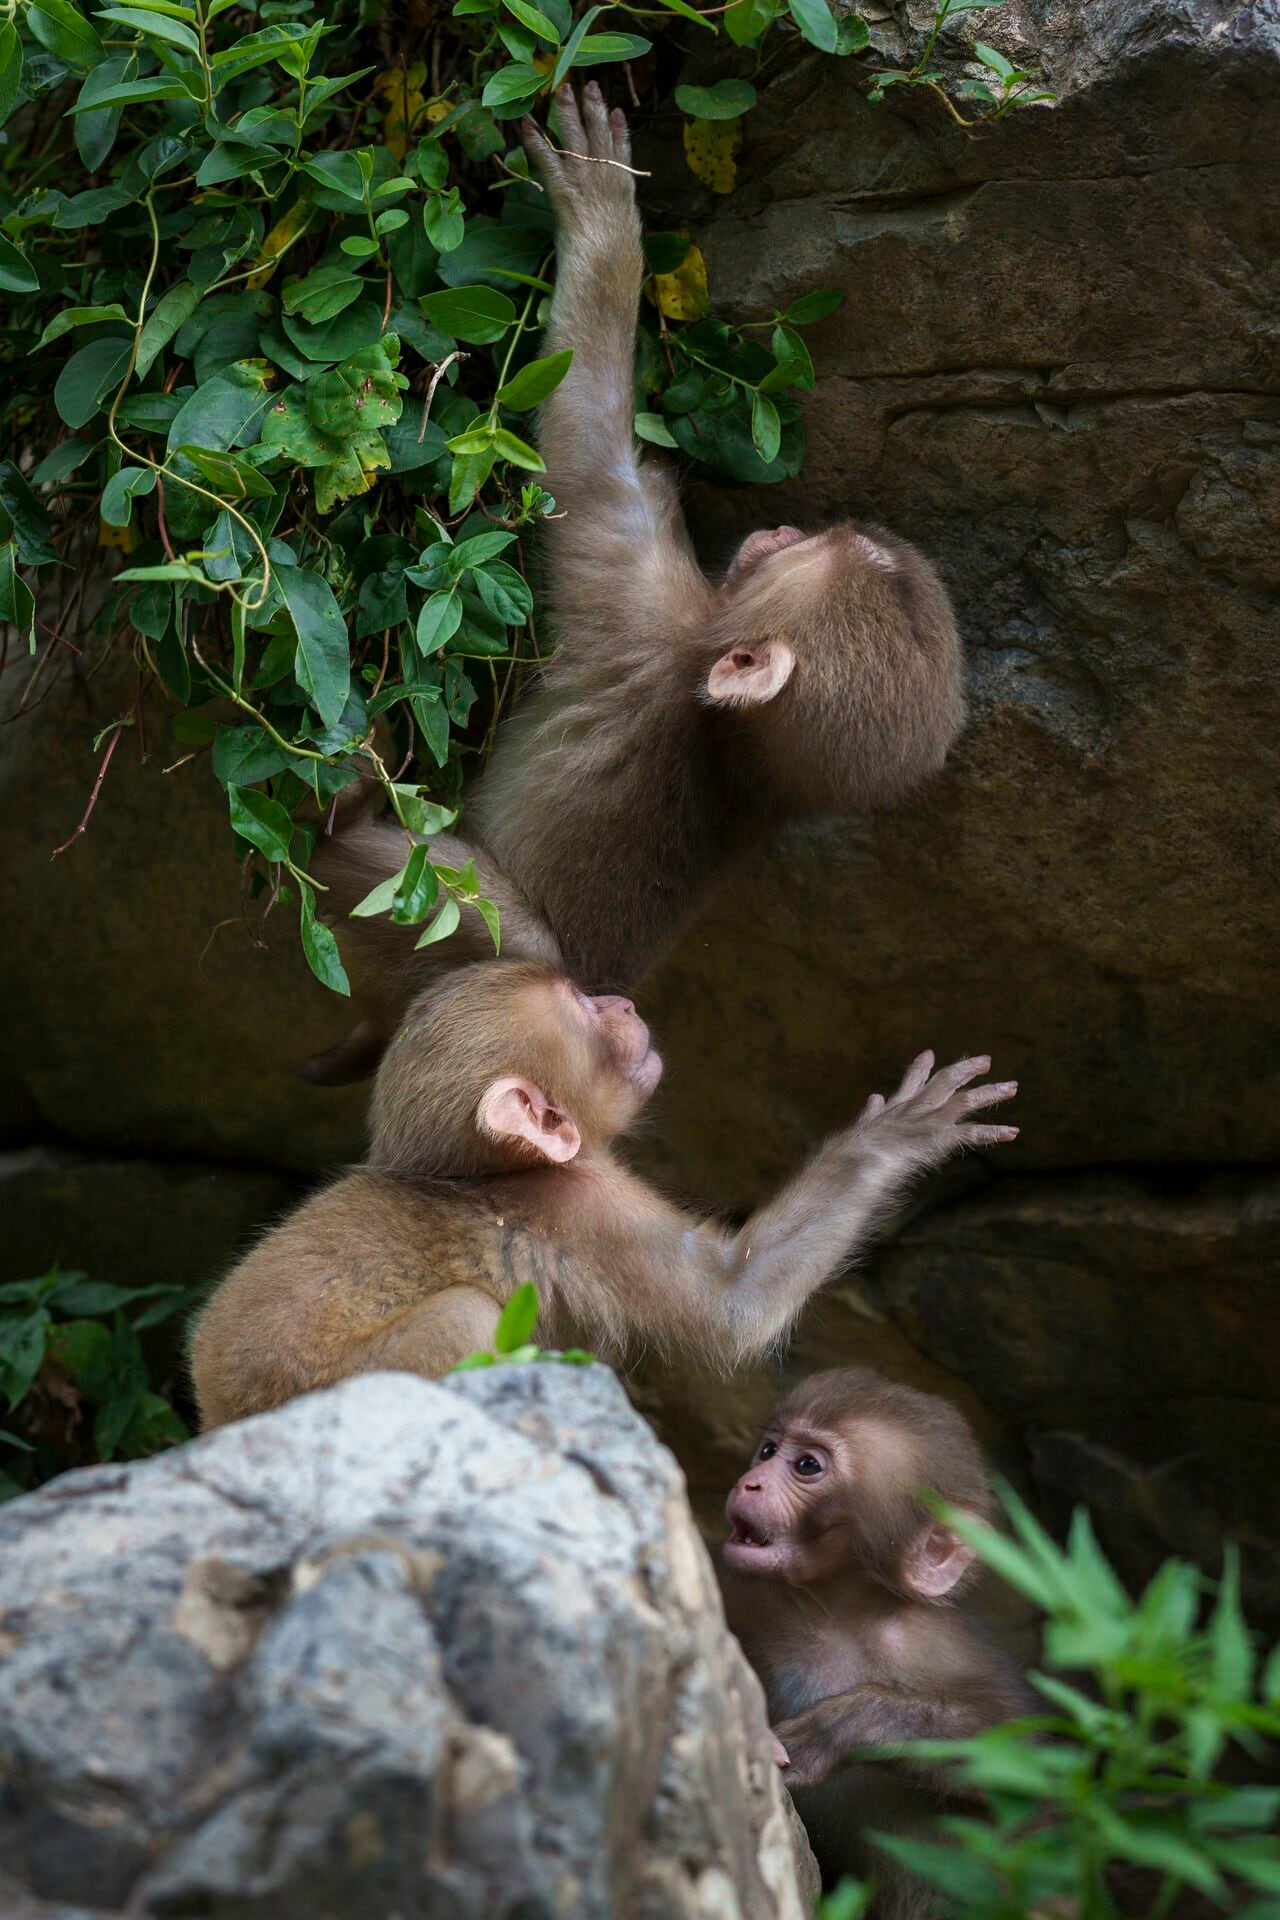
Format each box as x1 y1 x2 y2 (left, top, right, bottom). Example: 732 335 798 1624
0 0 1052 989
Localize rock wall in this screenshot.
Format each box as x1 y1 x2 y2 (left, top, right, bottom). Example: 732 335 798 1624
1 3 1276 1620
631 0 1280 1619
0 1366 816 1919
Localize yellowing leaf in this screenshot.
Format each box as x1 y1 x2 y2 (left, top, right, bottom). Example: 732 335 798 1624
683 116 741 195
247 200 313 290
532 49 556 74
313 431 393 514
649 243 709 322
425 98 450 125
376 61 427 161
98 514 135 552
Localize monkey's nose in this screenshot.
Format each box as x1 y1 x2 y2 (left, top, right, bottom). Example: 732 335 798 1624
743 1478 762 1492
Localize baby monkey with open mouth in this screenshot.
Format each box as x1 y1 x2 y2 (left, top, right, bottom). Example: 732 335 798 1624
722 1369 1035 1916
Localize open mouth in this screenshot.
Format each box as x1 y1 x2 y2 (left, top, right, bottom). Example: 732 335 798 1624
728 1518 772 1550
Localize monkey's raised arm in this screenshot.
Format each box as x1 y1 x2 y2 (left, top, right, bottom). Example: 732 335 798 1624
709 1052 1016 1361
600 1053 1016 1365
520 85 704 640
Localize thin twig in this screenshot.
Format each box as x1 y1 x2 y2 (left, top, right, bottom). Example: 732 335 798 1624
382 264 394 329
154 473 176 560
36 619 81 656
371 627 391 699
51 677 151 858
418 349 469 443
547 145 650 177
622 60 640 109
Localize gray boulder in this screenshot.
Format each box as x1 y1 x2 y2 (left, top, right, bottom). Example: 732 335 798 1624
0 1365 815 1920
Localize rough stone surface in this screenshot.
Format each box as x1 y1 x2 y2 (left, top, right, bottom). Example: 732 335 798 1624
0 1366 816 1920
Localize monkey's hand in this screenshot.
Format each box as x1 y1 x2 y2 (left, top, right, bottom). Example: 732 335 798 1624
771 1703 849 1790
852 1051 1018 1170
521 82 638 242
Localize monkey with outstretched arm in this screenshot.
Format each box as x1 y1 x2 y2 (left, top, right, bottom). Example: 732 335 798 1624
304 84 965 1083
191 961 1017 1426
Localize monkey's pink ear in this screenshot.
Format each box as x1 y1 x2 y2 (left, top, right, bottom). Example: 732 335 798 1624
903 1522 976 1598
706 637 795 707
477 1076 581 1164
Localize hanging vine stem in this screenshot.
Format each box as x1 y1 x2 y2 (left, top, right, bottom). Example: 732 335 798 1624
106 195 275 618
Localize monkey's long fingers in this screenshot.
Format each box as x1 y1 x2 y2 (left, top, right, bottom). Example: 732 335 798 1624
610 103 632 166
770 1732 790 1767
888 1050 935 1106
555 83 589 157
914 1053 992 1111
519 116 564 192
581 79 616 159
948 1079 1018 1117
956 1121 1020 1146
858 1091 886 1122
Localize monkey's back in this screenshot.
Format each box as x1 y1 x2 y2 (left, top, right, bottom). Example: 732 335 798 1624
189 1171 505 1428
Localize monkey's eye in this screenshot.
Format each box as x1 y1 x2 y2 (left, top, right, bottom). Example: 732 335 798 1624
794 1454 824 1478
758 1440 778 1461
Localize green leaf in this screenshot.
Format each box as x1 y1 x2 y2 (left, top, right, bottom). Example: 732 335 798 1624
783 288 844 326
28 0 102 69
502 0 561 38
300 149 366 202
750 390 781 464
496 347 573 412
277 564 350 729
67 76 190 111
473 560 532 625
100 464 158 527
725 0 778 43
165 369 271 456
643 230 692 275
391 842 440 923
299 879 351 996
472 894 501 952
675 78 758 119
422 284 517 345
136 280 202 379
283 265 365 324
974 40 1016 79
572 31 651 64
417 588 463 656
786 0 837 50
228 784 294 864
424 188 465 254
211 724 296 787
0 543 36 642
635 410 678 449
34 304 132 351
491 427 545 471
175 443 274 499
1209 1547 1255 1702
54 336 131 429
414 894 461 947
0 24 25 132
0 1311 49 1409
550 2 602 88
0 236 40 296
494 1282 539 1353
653 0 716 29
481 61 545 107
0 462 60 565
1092 1810 1224 1897
835 12 870 52
97 5 201 52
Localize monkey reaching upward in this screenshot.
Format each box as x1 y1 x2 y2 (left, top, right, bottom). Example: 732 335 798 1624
192 967 1016 1427
721 1370 1035 1915
304 83 964 1083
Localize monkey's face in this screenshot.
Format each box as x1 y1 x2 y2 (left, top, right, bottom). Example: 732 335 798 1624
723 1425 850 1584
563 984 663 1111
705 522 965 814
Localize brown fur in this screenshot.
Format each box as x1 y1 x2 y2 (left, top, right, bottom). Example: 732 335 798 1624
721 1369 1035 1914
304 85 965 1081
191 974 1016 1430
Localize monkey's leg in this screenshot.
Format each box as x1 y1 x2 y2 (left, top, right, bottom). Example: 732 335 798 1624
356 1287 501 1382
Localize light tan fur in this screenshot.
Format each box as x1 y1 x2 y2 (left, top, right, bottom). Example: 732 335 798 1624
304 85 965 1082
191 973 1017 1430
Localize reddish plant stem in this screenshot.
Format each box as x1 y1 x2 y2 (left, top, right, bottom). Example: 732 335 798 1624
51 677 151 858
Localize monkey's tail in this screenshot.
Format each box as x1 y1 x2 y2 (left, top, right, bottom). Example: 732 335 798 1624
294 1020 383 1087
